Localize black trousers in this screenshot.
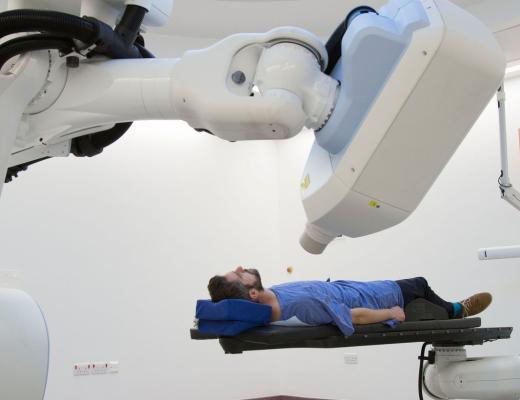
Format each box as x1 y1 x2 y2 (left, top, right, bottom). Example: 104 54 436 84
395 277 455 318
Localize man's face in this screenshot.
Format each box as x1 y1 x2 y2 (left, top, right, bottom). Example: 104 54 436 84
224 266 260 288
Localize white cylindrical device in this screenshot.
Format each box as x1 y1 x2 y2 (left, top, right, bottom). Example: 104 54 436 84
0 289 49 400
478 245 520 260
299 223 337 254
424 355 520 400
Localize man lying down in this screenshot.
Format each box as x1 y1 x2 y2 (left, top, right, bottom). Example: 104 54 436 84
207 267 492 336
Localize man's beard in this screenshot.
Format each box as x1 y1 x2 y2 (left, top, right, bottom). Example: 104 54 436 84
244 268 264 291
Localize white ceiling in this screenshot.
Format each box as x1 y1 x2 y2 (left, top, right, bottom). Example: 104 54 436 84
148 0 520 62
0 0 518 61
155 0 387 39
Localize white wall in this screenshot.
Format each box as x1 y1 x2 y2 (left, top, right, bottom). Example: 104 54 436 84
0 122 284 400
275 76 520 400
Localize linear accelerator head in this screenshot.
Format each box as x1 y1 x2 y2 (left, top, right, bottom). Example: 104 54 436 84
299 0 506 254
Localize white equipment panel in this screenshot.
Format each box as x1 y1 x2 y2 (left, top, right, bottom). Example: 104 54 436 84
300 0 505 253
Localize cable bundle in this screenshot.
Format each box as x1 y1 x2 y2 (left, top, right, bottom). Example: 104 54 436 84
4 5 155 182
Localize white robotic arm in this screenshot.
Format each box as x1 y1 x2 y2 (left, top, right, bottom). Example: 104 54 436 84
14 28 335 142
1 0 507 257
2 25 337 189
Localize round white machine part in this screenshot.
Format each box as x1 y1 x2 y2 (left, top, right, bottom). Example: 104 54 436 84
478 245 520 260
424 347 520 400
0 289 49 400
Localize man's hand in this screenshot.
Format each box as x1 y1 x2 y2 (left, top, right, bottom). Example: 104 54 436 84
390 306 405 322
351 306 406 325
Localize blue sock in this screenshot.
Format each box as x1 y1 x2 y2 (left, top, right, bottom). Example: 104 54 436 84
453 302 462 317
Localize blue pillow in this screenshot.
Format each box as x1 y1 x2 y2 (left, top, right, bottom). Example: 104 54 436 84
196 299 271 323
198 319 265 336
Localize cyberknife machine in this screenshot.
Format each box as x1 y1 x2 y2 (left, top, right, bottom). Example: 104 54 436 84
299 0 505 253
0 1 514 399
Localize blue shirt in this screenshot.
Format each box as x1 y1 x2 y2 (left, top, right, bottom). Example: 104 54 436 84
270 280 404 336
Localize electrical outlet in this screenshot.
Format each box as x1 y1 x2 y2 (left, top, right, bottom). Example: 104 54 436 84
74 360 119 376
73 363 90 376
344 353 358 364
107 361 119 373
91 362 108 375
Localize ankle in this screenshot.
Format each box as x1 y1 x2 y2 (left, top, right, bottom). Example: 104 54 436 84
452 302 462 318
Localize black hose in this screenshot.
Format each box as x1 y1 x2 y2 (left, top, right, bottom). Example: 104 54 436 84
0 34 73 68
71 5 151 158
71 122 133 157
115 5 147 46
136 43 155 59
325 6 377 75
80 5 147 59
325 22 347 75
3 6 152 182
5 157 50 183
0 9 98 43
84 16 141 59
0 9 143 60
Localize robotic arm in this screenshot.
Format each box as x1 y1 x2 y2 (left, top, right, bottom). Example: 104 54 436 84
28 28 335 140
1 10 337 187
0 0 508 246
3 0 506 256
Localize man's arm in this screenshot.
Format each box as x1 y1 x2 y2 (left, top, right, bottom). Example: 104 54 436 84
351 306 405 325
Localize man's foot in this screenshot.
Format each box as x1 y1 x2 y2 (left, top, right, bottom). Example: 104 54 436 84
458 292 492 317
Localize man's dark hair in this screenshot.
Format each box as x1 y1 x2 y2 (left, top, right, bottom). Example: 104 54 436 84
207 268 264 302
207 276 250 302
